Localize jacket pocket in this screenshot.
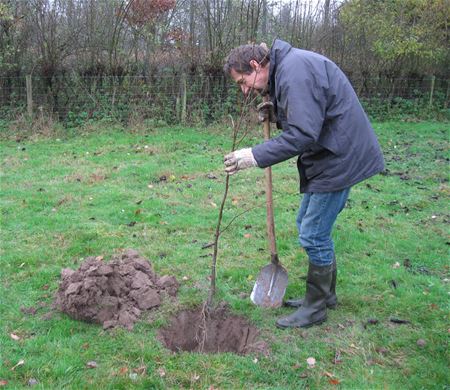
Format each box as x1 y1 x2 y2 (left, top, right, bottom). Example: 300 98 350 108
299 148 330 180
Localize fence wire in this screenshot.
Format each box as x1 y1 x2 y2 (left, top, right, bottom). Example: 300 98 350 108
0 74 448 125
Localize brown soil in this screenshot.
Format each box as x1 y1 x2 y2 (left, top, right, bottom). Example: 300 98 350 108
158 304 269 355
54 249 178 330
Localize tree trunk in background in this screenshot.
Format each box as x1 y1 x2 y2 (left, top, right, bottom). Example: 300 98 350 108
323 0 330 29
261 0 267 39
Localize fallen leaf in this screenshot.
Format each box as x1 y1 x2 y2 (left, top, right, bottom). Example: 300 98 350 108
134 209 142 215
333 350 343 364
299 372 308 378
375 347 389 355
86 361 97 369
306 357 316 368
20 306 37 316
157 368 166 377
244 233 252 239
416 339 426 347
133 365 147 375
10 333 20 341
210 202 217 208
329 378 340 385
323 371 334 378
11 359 25 370
389 317 410 324
119 367 128 375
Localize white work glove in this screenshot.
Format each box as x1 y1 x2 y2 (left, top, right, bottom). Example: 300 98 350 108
224 148 258 175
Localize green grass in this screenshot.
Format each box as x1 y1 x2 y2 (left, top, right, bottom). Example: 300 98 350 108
1 121 449 389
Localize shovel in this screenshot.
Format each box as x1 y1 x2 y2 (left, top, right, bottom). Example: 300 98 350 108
250 98 288 308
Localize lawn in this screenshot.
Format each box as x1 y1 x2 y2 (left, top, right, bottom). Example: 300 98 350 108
0 120 448 389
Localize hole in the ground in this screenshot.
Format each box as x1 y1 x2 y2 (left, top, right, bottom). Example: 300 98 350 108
158 304 267 355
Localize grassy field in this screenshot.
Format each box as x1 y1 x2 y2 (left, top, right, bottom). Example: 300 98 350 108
1 121 448 389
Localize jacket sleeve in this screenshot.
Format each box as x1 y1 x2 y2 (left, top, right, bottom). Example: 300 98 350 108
252 63 327 168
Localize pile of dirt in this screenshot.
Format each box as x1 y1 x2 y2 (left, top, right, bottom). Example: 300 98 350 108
158 304 269 355
54 249 178 330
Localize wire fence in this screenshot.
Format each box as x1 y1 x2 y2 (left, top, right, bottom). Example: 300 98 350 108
1 74 448 126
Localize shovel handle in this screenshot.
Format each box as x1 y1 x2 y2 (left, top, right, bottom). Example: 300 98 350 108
262 96 279 264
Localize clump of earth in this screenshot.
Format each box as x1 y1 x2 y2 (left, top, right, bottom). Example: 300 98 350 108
158 303 269 355
54 249 178 330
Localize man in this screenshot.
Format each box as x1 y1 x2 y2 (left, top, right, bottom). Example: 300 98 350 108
223 39 384 329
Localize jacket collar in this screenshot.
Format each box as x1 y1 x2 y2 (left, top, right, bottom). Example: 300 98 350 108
268 39 292 98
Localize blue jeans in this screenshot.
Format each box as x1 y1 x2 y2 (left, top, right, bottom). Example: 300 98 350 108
297 188 351 266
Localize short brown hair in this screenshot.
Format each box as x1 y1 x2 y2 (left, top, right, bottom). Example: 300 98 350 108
223 44 270 75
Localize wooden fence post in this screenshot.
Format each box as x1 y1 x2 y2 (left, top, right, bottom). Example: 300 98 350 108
445 79 449 109
429 75 436 107
181 73 187 124
26 75 33 118
176 95 180 122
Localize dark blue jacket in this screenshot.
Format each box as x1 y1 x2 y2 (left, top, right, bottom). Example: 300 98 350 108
252 39 385 193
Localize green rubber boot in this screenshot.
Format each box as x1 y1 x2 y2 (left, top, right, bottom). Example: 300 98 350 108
276 262 333 329
284 257 337 309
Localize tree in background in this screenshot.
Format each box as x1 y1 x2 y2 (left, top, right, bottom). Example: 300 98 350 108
0 1 31 76
338 0 449 79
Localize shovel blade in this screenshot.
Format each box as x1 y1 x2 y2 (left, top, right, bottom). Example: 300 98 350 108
250 263 288 308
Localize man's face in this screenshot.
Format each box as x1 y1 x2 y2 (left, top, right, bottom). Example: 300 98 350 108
230 60 269 97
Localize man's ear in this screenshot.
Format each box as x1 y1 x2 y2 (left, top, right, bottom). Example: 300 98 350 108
249 59 260 72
